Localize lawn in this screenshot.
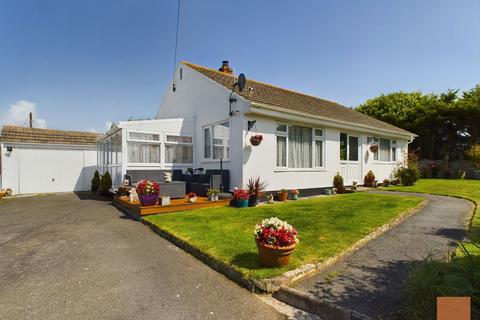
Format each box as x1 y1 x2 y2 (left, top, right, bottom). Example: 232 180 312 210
388 179 480 253
145 193 423 279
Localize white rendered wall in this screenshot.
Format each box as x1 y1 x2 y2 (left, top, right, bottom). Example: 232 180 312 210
156 64 249 189
241 116 407 191
1 143 98 194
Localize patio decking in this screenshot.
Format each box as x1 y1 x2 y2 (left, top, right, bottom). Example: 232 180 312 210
113 195 230 219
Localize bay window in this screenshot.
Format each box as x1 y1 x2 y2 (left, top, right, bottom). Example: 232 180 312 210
275 124 325 169
165 135 193 164
203 121 230 160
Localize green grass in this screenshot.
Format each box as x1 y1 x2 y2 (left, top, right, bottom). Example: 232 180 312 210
388 179 480 254
145 193 423 279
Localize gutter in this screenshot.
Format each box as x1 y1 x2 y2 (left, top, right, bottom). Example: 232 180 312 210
247 102 417 140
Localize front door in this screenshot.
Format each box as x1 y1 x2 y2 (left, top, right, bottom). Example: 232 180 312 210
339 133 361 185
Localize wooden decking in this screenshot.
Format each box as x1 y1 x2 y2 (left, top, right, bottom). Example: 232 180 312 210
113 195 230 219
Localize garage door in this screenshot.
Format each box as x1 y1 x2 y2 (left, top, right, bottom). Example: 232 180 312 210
18 148 88 194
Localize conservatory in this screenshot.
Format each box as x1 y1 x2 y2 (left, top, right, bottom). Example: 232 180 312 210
97 118 195 187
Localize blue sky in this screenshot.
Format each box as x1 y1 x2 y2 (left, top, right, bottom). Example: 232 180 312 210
1 0 479 132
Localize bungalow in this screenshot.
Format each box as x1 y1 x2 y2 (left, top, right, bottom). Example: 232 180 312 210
99 61 415 193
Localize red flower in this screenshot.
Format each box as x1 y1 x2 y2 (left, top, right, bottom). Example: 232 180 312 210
136 179 160 195
233 188 249 200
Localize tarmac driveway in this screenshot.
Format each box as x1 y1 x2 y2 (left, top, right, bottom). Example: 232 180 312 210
0 194 285 320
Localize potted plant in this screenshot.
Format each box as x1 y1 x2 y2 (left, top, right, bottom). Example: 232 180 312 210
290 189 299 200
364 170 376 188
369 144 379 153
333 172 346 194
250 134 263 146
207 188 220 201
247 177 266 207
136 179 160 206
100 171 113 197
277 188 288 201
233 188 249 208
91 170 101 192
187 192 197 203
383 179 391 187
254 217 299 267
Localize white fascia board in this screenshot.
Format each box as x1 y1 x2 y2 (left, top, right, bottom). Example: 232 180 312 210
246 103 416 140
117 117 192 127
2 142 97 150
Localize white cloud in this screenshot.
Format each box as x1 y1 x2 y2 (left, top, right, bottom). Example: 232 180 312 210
0 100 47 129
87 128 98 133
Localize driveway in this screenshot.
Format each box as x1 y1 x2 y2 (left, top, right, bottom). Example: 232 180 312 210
0 194 285 320
280 192 473 318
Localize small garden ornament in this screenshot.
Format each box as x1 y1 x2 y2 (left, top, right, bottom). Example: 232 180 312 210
163 172 172 183
266 194 274 204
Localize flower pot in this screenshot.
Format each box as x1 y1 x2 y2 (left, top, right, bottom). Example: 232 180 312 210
290 194 298 200
236 199 249 208
324 189 332 195
250 138 261 146
188 197 197 203
140 193 158 206
160 196 170 206
256 240 296 267
277 191 288 202
207 194 215 201
248 196 259 207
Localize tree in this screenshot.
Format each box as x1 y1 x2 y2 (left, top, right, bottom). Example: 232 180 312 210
100 171 112 194
457 85 480 145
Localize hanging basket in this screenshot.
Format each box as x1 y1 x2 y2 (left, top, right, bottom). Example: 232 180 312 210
250 134 263 146
369 144 379 153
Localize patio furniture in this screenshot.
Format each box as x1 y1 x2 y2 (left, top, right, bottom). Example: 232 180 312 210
178 170 230 196
125 170 186 199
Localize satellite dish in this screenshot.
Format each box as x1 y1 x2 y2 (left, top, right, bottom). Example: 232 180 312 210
237 73 246 92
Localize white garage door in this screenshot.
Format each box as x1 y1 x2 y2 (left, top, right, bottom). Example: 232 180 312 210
17 148 94 194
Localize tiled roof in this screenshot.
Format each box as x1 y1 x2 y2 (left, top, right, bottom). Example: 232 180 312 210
1 126 101 145
182 61 415 136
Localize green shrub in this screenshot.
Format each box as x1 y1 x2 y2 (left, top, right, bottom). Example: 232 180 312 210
100 171 112 194
467 144 480 169
91 170 101 192
333 172 346 194
382 179 391 187
395 166 419 186
364 170 376 187
403 243 480 320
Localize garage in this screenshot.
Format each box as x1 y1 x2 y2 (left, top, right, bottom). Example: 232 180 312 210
0 126 99 195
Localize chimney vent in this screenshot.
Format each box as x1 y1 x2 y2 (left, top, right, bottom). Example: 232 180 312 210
218 60 233 74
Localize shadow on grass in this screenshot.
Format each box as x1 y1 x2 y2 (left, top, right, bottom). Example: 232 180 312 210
231 252 263 270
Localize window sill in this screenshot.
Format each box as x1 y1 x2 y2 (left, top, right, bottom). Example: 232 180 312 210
274 168 327 173
200 159 230 164
372 161 400 165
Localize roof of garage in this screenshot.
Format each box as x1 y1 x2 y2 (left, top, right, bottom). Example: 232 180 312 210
1 126 101 145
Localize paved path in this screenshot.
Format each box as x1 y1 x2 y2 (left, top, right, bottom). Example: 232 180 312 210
287 192 473 319
0 194 286 320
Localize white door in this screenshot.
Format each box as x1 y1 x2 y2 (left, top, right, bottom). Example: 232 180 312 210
18 148 86 194
339 133 361 185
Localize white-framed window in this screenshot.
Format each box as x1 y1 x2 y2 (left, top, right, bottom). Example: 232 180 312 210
276 124 287 168
391 140 398 162
127 130 161 164
275 123 325 169
368 137 397 162
340 133 359 162
164 135 193 164
203 121 230 160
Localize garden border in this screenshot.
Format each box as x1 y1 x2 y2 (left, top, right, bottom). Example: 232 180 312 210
136 196 428 293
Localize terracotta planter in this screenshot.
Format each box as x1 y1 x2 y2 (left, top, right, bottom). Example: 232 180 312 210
277 191 288 202
140 193 158 206
256 240 296 267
